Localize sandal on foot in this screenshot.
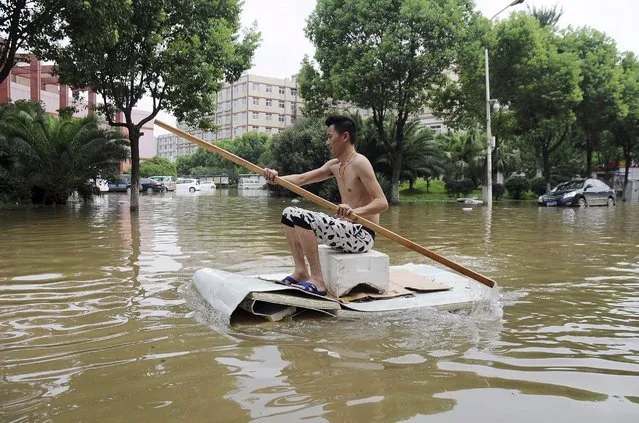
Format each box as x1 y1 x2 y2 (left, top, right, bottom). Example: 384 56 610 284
291 281 327 297
278 275 299 286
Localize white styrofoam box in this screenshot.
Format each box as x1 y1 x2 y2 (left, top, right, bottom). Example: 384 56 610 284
318 245 389 297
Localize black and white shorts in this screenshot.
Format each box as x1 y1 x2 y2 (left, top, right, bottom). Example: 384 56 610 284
281 206 375 253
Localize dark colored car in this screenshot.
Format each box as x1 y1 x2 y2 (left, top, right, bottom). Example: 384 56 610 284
107 174 132 192
107 175 163 193
139 177 164 193
538 178 616 207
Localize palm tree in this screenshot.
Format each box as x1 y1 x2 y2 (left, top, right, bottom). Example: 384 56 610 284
437 130 485 186
355 115 448 190
0 101 129 204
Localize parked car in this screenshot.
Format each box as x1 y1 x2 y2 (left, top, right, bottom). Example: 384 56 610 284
176 178 201 192
107 174 132 192
200 180 217 190
107 175 163 194
149 175 176 191
140 177 164 193
538 178 616 207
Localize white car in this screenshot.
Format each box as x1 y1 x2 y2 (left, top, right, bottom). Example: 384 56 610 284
176 178 201 192
200 180 217 190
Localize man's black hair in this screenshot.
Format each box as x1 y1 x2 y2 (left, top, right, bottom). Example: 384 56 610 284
325 115 357 144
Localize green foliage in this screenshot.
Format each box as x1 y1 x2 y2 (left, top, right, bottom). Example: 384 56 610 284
301 0 477 202
175 132 270 184
0 0 63 84
611 53 639 199
436 130 485 186
444 179 475 198
527 4 563 28
530 176 547 196
504 175 531 200
561 27 622 174
268 117 330 196
139 156 177 178
40 0 259 210
491 13 582 187
0 101 129 204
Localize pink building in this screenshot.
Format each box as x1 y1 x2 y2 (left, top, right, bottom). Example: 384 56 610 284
0 55 156 162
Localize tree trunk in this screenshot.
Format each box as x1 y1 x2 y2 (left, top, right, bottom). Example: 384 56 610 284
129 129 141 212
542 143 552 193
390 121 406 204
390 151 402 204
585 138 593 178
426 178 430 193
409 179 414 190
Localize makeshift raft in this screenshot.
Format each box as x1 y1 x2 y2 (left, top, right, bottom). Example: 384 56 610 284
192 263 492 322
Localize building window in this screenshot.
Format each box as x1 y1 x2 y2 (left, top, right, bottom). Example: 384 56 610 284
265 85 272 93
252 97 259 105
266 127 272 133
279 100 285 109
252 126 259 131
252 83 259 91
290 88 297 96
266 113 272 121
266 99 272 107
252 111 259 119
278 114 285 122
279 86 285 94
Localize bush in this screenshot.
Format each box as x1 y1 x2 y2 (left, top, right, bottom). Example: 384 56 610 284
444 179 475 197
492 183 504 200
530 176 547 195
504 175 530 200
140 156 177 177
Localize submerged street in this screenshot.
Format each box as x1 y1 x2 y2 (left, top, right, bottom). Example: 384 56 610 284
1 191 638 421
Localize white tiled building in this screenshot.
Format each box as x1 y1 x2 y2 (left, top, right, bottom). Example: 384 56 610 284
157 73 304 162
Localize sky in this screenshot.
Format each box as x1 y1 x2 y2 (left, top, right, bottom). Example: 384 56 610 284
153 0 639 131
240 0 638 78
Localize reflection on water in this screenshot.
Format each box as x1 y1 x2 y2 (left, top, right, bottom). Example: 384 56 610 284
1 192 638 421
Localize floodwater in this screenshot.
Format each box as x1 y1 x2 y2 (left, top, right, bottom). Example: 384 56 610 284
1 190 638 422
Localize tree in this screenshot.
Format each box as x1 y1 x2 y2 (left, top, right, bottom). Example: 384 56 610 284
0 100 129 204
139 156 176 177
42 0 259 211
268 117 330 196
0 0 62 84
527 4 563 28
300 0 476 203
231 131 270 165
491 14 582 191
561 27 621 174
612 53 639 201
437 130 485 186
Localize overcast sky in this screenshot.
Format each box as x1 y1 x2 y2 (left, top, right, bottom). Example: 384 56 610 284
154 0 638 130
241 0 638 78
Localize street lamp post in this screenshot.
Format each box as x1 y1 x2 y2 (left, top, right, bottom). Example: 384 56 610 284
484 0 524 208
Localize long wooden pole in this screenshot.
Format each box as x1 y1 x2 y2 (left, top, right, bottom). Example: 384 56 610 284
154 120 496 288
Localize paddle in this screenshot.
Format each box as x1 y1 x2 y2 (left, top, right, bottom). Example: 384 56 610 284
154 120 496 288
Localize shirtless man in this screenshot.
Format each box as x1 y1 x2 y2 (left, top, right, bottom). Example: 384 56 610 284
263 115 388 296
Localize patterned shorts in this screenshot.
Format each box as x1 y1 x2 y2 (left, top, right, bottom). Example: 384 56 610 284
281 206 375 253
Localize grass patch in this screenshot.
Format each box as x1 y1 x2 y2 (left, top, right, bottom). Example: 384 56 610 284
398 179 482 202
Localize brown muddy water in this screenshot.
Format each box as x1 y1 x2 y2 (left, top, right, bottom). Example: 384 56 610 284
1 190 638 422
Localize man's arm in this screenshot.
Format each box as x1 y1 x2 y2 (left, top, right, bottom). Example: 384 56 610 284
264 160 336 186
351 159 389 216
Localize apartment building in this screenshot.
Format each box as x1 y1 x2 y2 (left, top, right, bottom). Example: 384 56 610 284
157 73 304 161
215 73 303 139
